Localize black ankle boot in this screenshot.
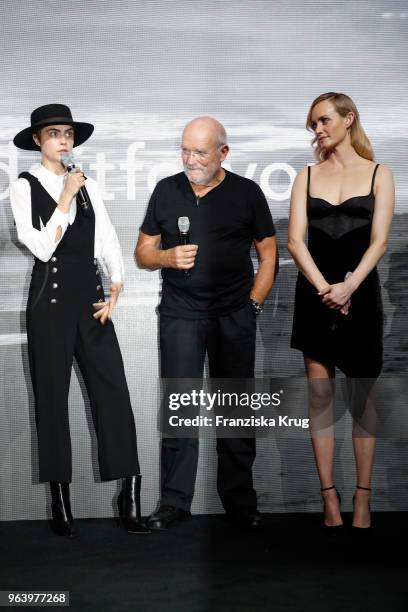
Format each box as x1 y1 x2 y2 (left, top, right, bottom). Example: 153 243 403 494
50 482 76 537
117 475 151 534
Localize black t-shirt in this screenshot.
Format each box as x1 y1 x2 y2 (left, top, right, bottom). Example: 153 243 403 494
140 170 276 318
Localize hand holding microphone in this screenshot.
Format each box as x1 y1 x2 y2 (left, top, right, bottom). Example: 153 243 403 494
64 169 85 197
162 217 198 273
61 153 91 213
177 216 197 276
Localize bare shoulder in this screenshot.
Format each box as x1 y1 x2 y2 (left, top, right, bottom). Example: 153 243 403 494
293 165 309 187
308 159 328 178
376 163 394 181
374 164 394 195
290 167 310 206
372 164 395 213
298 165 310 177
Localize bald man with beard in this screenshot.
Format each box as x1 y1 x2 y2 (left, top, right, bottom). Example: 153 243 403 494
136 117 278 531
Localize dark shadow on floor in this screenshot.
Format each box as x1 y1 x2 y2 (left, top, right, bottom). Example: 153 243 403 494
1 513 407 612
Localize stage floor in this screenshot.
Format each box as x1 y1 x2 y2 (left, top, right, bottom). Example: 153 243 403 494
1 513 407 611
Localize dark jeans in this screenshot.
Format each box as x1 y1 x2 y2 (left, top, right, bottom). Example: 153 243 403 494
159 303 257 512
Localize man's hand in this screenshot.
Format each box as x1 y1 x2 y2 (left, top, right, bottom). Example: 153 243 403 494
92 281 123 325
162 244 198 270
135 232 198 271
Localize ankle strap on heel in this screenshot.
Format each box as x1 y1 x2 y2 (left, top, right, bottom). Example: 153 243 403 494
321 485 335 492
356 485 371 491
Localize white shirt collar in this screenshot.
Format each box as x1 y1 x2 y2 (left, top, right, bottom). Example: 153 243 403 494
37 163 67 182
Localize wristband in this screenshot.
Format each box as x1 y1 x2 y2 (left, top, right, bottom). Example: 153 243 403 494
250 299 263 317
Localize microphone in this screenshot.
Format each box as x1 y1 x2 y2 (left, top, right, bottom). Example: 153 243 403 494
178 216 190 277
61 153 91 213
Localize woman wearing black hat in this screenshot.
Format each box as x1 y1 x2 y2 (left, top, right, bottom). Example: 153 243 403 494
11 104 150 536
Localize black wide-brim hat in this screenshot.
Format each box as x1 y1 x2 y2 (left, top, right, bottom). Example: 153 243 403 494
13 104 94 151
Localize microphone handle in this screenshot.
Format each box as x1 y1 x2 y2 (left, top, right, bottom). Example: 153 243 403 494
179 232 189 246
77 185 91 211
179 231 190 276
66 164 91 213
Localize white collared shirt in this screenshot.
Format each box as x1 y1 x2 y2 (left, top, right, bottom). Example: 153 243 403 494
10 164 124 283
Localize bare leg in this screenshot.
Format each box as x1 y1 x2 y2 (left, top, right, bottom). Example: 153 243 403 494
304 356 342 527
352 383 376 528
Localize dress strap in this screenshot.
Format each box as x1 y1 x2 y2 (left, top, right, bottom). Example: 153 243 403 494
370 163 380 194
307 165 311 197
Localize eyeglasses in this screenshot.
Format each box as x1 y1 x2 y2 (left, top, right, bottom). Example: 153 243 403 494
181 146 224 161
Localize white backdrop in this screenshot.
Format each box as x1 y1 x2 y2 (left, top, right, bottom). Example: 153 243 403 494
1 0 408 520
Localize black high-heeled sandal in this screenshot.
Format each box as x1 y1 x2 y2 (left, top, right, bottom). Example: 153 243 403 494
352 485 371 529
321 485 343 528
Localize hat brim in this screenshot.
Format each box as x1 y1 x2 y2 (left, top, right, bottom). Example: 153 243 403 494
13 120 94 151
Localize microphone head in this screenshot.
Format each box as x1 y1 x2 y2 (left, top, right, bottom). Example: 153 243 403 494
61 152 75 168
178 216 190 234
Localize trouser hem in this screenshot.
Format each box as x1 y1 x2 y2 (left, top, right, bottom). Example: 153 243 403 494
160 496 192 512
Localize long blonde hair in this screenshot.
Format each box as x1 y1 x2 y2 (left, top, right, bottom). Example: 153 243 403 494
306 92 374 161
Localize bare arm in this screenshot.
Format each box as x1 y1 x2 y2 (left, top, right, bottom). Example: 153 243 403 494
287 167 330 293
250 235 278 304
135 231 198 270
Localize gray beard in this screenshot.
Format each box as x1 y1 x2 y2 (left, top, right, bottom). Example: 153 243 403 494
183 168 218 186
